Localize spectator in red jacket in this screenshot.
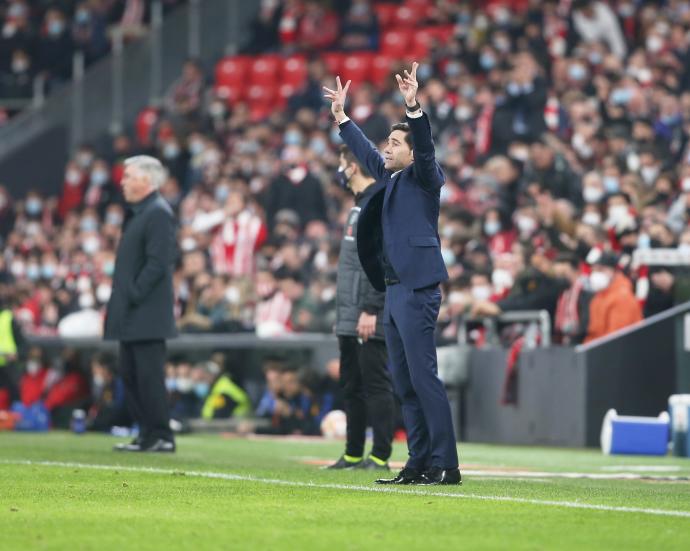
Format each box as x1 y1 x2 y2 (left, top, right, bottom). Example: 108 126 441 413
20 347 49 406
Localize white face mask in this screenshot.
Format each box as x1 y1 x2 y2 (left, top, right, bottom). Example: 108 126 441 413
96 283 112 303
516 216 537 236
79 293 95 309
590 271 612 292
492 269 514 290
682 178 690 193
640 166 659 185
471 285 493 301
582 212 602 226
26 360 41 376
176 378 194 393
608 205 629 222
583 186 604 203
448 291 469 306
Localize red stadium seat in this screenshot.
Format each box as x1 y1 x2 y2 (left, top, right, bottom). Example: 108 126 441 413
381 29 413 59
249 55 282 86
322 52 345 75
392 4 424 28
374 3 397 29
215 56 251 87
340 52 373 84
281 56 308 88
278 83 298 105
370 55 395 88
214 83 244 104
432 24 455 44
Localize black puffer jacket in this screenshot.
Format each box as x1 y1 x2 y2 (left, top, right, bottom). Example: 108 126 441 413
335 185 385 340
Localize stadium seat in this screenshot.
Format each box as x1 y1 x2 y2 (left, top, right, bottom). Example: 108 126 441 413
322 52 345 75
340 52 373 84
281 56 308 88
412 27 436 60
381 29 413 59
215 56 251 88
214 83 244 104
370 55 395 89
249 55 282 86
374 3 397 29
392 4 425 28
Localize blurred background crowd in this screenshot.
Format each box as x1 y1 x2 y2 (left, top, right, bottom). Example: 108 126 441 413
0 0 185 118
3 0 690 432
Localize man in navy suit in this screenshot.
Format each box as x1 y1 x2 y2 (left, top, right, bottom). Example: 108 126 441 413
323 64 461 485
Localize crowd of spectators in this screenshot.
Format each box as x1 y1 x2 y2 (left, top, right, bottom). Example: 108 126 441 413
5 0 690 429
0 0 184 118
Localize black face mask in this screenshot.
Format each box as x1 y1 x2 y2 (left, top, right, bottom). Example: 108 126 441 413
335 167 350 189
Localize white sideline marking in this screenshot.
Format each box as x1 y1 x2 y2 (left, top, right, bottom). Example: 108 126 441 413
2 459 690 519
600 466 683 472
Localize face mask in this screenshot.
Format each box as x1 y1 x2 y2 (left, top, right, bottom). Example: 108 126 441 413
209 102 225 118
215 186 230 203
588 51 603 65
310 138 328 156
455 105 474 121
66 170 82 185
79 293 95 309
176 378 194 393
287 165 307 184
637 233 651 249
517 216 537 235
48 20 64 36
26 361 41 376
77 152 93 168
83 236 100 254
492 269 514 290
335 166 350 189
484 220 501 236
189 140 205 155
441 248 456 266
163 143 180 159
646 35 664 53
194 382 210 399
608 205 628 222
11 261 25 277
103 261 115 277
416 63 432 80
81 218 98 232
91 170 109 186
106 212 122 226
96 283 112 303
225 286 241 304
583 186 604 203
26 198 43 215
610 88 632 105
480 53 496 71
602 176 620 194
93 374 106 388
589 271 612 292
182 237 197 251
284 130 302 146
76 9 90 24
471 285 492 301
12 58 28 73
448 291 468 306
568 64 587 81
640 166 659 185
41 264 56 279
165 378 177 392
582 212 602 226
352 104 372 120
26 264 40 281
2 23 17 38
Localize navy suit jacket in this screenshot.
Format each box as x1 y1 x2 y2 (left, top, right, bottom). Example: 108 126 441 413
339 112 449 292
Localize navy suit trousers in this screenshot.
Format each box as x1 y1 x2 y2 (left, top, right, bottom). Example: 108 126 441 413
383 283 458 470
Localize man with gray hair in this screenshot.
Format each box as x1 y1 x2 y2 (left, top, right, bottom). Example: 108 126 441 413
105 155 177 452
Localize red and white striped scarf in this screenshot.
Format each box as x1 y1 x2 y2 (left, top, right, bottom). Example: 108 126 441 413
210 210 267 277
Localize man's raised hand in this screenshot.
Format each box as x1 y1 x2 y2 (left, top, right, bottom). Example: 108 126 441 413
323 76 351 123
396 62 419 108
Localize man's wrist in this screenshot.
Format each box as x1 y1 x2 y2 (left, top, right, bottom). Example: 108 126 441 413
406 99 421 111
335 112 349 124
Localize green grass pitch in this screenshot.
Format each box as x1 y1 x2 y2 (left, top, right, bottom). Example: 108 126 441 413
1 432 689 550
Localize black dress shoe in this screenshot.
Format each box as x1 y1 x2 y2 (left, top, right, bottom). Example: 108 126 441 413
416 467 462 486
140 438 176 453
374 467 422 485
327 455 362 469
113 437 144 452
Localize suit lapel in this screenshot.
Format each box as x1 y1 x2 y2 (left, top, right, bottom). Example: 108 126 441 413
384 170 403 207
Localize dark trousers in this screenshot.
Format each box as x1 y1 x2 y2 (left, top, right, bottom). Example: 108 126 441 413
0 363 20 403
119 340 173 442
384 284 458 470
338 336 395 461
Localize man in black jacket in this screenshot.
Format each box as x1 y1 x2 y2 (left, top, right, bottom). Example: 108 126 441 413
105 155 177 453
328 146 396 471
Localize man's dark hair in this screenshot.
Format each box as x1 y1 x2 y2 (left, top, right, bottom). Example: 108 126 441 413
339 144 372 179
390 123 413 148
554 253 579 270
